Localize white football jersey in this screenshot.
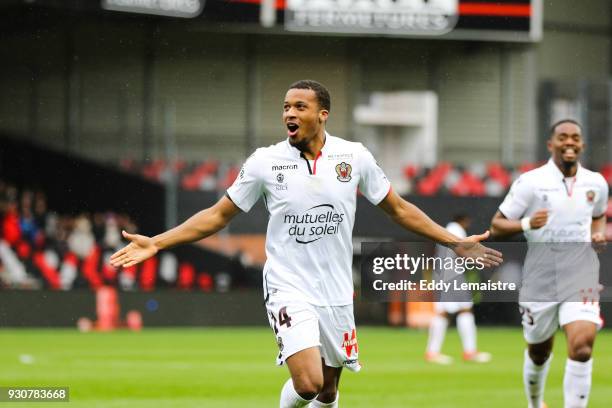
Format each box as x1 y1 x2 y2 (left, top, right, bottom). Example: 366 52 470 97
227 133 391 306
434 221 466 259
499 159 608 243
445 221 467 240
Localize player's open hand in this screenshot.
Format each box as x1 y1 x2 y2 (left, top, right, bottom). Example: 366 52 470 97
109 230 158 268
591 232 606 253
453 230 503 268
530 209 548 229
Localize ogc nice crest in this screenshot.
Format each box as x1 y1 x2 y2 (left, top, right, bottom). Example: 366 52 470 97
335 162 352 182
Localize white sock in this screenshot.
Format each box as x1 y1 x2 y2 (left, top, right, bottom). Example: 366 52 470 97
457 312 477 353
280 378 315 408
309 392 338 407
426 315 448 354
524 350 552 408
564 358 592 408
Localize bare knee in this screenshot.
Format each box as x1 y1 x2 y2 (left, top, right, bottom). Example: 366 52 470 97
569 341 593 362
528 340 553 366
528 349 551 366
293 375 323 400
564 321 596 362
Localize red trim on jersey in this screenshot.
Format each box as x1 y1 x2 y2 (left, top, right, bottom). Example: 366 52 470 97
565 176 577 197
312 151 322 175
458 3 531 17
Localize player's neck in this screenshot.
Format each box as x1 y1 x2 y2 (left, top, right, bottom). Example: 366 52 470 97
553 159 578 177
300 131 326 160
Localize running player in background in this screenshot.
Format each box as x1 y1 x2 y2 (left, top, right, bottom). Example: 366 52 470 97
425 214 492 365
111 80 502 408
490 119 607 408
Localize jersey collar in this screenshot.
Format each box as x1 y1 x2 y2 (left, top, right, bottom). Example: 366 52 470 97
546 158 583 180
286 131 331 159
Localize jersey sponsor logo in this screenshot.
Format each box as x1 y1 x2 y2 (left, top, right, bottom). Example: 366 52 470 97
539 228 588 242
327 153 353 161
272 164 298 171
276 173 288 191
284 204 345 244
342 328 358 357
335 162 352 182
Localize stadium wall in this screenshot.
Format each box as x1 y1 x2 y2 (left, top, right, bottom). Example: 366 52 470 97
0 290 609 328
538 0 611 82
0 290 389 327
0 136 165 235
1 1 609 168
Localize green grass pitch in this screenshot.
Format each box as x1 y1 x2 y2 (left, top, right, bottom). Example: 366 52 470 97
1 327 611 407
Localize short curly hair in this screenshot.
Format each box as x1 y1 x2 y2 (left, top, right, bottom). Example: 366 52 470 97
288 80 331 112
549 118 582 138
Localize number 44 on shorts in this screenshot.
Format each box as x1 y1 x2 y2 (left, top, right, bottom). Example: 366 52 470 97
269 306 292 334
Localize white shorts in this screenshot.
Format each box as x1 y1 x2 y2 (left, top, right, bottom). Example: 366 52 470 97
265 297 361 372
519 301 603 344
434 301 473 314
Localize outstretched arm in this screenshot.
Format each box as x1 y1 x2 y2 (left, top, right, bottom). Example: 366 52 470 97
378 189 461 244
489 209 548 238
377 190 502 266
110 195 241 267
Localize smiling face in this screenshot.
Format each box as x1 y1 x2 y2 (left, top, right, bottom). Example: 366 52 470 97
547 121 584 172
283 88 328 151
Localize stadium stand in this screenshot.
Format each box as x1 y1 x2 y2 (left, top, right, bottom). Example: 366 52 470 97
0 179 254 292
117 158 612 197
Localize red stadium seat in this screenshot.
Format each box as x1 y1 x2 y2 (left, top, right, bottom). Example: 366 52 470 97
140 257 158 291
218 166 240 190
197 272 214 292
450 172 486 197
416 163 452 195
486 162 511 189
177 262 196 289
403 164 419 179
33 251 61 290
82 245 104 290
518 162 538 174
181 161 219 190
142 159 167 182
600 163 612 184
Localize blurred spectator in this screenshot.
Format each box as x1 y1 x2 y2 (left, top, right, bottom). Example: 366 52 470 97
33 191 48 229
2 201 21 246
103 214 122 251
67 215 95 259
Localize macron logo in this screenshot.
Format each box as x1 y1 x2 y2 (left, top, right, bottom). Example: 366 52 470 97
272 164 298 171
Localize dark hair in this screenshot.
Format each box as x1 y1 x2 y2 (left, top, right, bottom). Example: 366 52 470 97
453 214 470 224
288 80 331 112
549 118 582 138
